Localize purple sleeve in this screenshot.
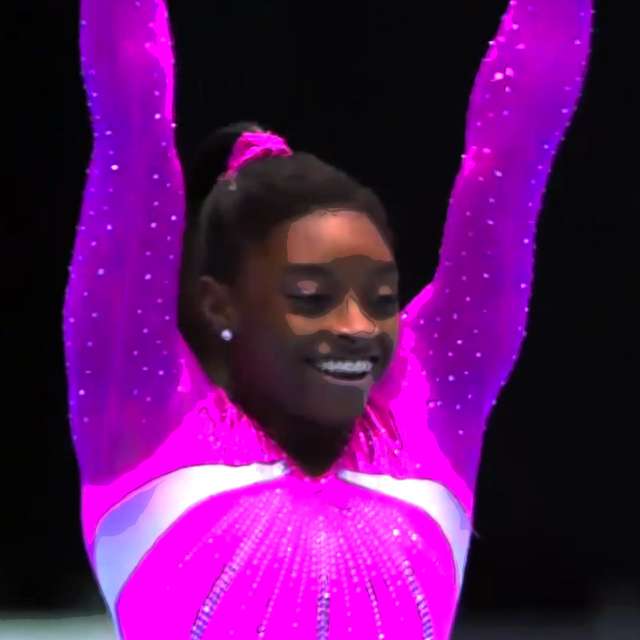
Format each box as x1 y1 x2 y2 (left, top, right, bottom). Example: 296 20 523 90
63 0 189 484
395 0 593 498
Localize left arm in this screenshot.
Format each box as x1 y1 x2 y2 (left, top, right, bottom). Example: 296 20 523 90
396 0 594 496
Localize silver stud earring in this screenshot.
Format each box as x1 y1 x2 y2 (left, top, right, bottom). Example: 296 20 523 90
220 328 233 342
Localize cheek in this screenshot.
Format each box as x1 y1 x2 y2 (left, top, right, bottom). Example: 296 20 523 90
237 300 302 371
235 298 278 356
284 313 323 336
234 320 289 394
390 316 399 337
376 309 397 328
381 316 399 347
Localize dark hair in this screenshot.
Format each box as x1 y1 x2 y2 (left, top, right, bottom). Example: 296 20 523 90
178 122 395 351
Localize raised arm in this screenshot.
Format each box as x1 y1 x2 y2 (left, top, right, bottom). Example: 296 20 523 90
63 0 188 485
388 0 593 496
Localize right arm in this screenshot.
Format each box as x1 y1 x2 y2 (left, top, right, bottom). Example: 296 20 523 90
63 0 189 485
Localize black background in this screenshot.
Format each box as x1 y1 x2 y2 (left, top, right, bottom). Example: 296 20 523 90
5 0 638 629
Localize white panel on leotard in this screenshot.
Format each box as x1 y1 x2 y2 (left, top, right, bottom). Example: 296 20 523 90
337 469 472 591
94 461 290 618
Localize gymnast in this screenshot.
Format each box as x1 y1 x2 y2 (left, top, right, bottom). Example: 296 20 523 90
63 0 593 637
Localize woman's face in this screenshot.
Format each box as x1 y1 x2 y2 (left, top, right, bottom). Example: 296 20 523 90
228 208 399 427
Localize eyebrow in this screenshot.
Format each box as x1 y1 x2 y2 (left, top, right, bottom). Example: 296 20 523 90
284 262 398 276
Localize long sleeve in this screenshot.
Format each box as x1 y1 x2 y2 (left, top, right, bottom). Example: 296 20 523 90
369 0 593 511
63 0 188 485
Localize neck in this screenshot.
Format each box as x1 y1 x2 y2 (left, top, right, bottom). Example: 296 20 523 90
229 385 354 477
274 414 354 477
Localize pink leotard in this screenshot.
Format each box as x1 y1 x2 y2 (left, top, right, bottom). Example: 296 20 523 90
63 1 593 637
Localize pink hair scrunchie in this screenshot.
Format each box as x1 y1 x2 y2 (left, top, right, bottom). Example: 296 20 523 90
221 130 293 183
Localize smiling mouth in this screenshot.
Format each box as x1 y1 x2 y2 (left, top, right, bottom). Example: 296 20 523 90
305 357 379 381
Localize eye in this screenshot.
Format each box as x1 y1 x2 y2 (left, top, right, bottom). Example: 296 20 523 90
287 294 333 310
288 294 331 302
375 294 398 305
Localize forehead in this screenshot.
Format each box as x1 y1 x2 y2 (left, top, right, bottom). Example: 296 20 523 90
238 210 396 293
276 209 393 264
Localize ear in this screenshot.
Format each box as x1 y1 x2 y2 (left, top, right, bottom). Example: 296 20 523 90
198 275 237 337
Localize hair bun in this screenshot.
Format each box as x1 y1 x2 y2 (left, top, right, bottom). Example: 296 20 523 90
185 121 264 211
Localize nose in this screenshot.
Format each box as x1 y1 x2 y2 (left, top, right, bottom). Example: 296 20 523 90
333 295 377 337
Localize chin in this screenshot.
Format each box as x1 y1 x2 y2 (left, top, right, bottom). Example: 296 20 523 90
305 398 368 428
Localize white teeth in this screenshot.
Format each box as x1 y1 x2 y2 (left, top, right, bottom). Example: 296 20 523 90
314 359 373 374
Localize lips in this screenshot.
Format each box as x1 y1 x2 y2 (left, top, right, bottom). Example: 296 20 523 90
304 356 379 386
